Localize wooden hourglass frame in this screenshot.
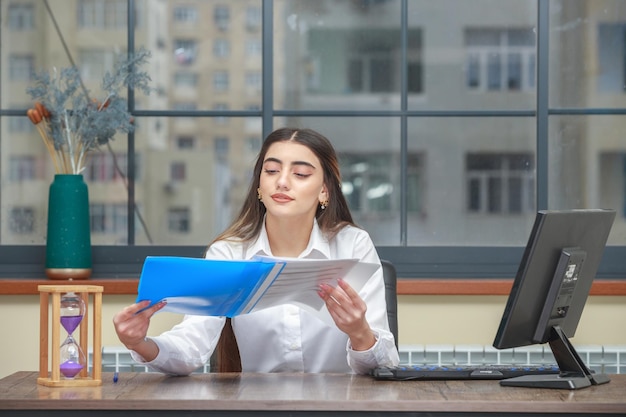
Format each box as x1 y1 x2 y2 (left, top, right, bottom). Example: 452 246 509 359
38 284 103 387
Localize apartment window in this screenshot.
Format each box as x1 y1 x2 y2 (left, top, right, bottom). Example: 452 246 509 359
244 104 260 130
348 53 392 93
406 154 424 214
85 152 128 182
341 153 423 215
214 6 230 31
173 102 197 112
173 6 197 24
245 39 262 58
90 203 127 234
214 103 229 125
176 136 196 149
9 207 35 234
174 72 198 87
465 28 535 91
8 3 34 30
407 59 423 94
173 102 197 124
245 136 261 154
174 40 198 65
308 28 422 94
245 71 262 93
8 156 37 182
78 0 126 29
214 137 229 162
9 54 34 81
168 208 190 233
170 162 186 181
246 6 261 31
213 39 230 58
213 71 229 92
466 153 535 214
598 23 626 92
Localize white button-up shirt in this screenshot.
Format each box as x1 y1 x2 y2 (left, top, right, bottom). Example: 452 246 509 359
132 220 399 375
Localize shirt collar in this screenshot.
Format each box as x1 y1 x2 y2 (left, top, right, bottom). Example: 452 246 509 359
246 217 331 260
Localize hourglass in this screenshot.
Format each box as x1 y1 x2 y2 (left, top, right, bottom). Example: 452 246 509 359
59 292 86 379
38 284 103 387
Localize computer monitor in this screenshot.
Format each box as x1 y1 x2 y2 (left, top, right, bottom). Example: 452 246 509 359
493 209 616 389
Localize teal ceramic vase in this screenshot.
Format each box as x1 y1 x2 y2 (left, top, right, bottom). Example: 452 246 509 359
45 174 92 280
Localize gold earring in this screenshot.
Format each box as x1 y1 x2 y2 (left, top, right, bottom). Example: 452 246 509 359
320 199 329 210
257 188 262 201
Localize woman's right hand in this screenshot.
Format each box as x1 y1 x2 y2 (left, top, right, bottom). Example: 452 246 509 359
113 300 166 360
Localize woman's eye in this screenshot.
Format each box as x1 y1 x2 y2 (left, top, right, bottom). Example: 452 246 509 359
294 172 311 178
263 169 279 174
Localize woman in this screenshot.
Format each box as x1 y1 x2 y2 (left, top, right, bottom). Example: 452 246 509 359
113 127 399 375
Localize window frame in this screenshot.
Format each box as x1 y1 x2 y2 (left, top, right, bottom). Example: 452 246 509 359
0 0 625 281
465 28 536 92
465 152 535 215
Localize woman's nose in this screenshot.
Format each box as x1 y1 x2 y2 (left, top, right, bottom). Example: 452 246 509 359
276 172 290 189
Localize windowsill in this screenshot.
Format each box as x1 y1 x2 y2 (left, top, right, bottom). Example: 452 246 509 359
1 278 625 296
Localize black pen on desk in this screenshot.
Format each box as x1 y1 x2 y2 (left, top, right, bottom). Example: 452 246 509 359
113 372 119 383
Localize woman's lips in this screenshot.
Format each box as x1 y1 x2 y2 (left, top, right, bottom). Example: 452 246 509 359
271 193 293 203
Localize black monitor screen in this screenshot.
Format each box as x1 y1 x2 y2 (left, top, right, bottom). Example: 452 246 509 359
493 209 615 389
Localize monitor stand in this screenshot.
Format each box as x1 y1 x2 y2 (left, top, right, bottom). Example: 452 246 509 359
500 326 610 389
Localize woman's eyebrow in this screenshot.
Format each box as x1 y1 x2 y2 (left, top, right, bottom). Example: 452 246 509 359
291 160 316 169
263 157 316 169
263 157 282 164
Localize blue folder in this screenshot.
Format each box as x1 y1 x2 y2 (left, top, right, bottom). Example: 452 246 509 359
136 257 284 317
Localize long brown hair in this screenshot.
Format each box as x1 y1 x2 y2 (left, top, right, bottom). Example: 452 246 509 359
207 127 356 372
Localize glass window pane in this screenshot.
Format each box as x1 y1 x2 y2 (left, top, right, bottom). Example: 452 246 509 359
131 116 261 245
139 0 262 111
488 177 503 212
1 0 135 245
549 115 625 246
550 0 626 107
410 0 536 110
487 53 502 90
508 52 522 90
408 118 536 246
466 53 481 89
274 0 404 111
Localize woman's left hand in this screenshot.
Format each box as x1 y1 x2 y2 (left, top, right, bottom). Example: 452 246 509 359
318 279 376 351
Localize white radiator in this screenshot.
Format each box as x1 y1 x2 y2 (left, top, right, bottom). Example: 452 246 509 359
397 344 625 375
93 344 626 374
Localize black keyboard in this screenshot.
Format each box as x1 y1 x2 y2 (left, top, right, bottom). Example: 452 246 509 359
370 364 560 381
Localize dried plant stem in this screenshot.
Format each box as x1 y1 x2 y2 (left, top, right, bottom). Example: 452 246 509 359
31 112 92 175
60 148 70 174
76 143 87 174
34 122 61 174
62 111 78 174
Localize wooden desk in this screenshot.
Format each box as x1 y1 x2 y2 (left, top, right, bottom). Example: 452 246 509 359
1 371 626 416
